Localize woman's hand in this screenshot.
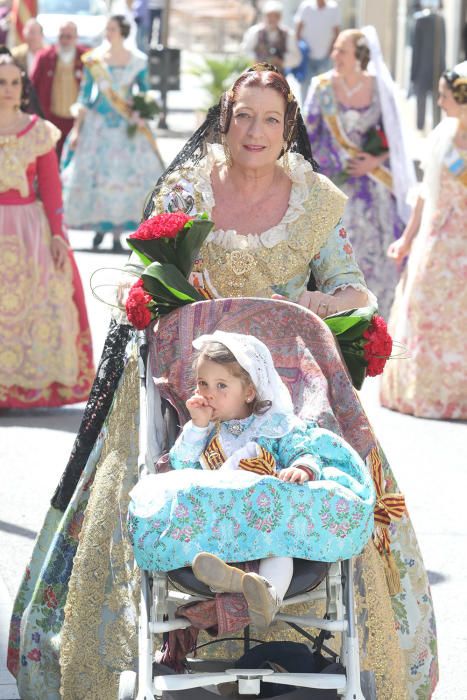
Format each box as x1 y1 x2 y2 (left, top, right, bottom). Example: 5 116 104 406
298 291 341 318
51 236 69 272
69 127 79 151
278 467 309 484
347 152 381 177
387 236 411 264
273 291 340 318
186 393 213 428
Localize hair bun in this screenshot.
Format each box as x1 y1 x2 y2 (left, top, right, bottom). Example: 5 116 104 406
355 37 370 71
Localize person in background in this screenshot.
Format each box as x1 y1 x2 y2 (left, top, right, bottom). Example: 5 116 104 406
0 0 10 46
410 0 446 131
61 15 164 252
30 21 86 158
303 27 416 319
241 0 301 74
381 63 467 419
0 50 94 409
11 17 45 75
294 0 340 104
132 0 150 52
148 0 165 46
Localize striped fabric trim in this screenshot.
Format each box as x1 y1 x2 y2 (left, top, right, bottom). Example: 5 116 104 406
238 447 276 476
202 436 227 470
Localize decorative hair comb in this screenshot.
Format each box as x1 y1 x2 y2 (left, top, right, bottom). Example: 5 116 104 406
249 62 279 73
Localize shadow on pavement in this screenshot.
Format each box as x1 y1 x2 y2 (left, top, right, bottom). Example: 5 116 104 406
427 570 449 586
0 520 37 541
0 406 84 433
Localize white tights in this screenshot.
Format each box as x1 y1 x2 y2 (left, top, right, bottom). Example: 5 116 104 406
258 556 294 602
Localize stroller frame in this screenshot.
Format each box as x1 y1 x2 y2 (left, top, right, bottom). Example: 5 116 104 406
119 327 367 700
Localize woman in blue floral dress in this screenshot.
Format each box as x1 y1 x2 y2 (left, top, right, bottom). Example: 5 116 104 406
61 15 164 251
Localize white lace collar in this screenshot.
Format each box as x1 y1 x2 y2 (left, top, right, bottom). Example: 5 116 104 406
194 143 314 249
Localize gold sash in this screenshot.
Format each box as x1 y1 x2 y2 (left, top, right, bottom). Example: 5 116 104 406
82 50 164 165
317 76 393 191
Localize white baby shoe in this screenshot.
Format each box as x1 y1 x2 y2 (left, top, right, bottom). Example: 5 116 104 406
242 573 281 629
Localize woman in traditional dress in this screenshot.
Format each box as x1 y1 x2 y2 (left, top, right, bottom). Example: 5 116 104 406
381 63 467 419
303 27 416 319
61 14 164 252
8 64 438 700
0 50 94 408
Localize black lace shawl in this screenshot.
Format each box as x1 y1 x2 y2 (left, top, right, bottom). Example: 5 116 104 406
52 102 318 511
143 103 318 220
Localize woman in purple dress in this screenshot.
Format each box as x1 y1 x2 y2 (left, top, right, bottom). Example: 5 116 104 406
303 27 415 319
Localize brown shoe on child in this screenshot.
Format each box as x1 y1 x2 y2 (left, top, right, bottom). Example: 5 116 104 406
242 572 281 630
192 552 245 593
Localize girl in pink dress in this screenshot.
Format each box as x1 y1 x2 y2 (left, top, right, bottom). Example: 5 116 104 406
0 51 94 408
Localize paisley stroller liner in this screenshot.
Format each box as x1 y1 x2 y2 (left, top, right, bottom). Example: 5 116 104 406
121 298 377 700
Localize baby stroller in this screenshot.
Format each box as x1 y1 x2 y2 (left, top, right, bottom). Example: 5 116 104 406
120 298 377 700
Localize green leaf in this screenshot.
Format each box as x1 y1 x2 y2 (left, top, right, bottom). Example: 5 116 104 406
175 219 214 277
127 237 179 267
142 262 204 310
127 240 153 267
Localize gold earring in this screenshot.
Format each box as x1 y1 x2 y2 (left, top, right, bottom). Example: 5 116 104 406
222 137 233 167
282 148 291 177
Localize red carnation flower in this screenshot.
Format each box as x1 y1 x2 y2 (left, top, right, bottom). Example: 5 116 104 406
129 212 191 241
125 279 153 329
44 586 58 609
363 315 393 377
376 128 389 150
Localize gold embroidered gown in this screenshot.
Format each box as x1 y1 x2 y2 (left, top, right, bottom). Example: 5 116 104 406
381 146 467 418
8 147 436 700
0 115 94 407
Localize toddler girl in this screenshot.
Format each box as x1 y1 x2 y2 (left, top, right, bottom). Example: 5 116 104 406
165 330 375 628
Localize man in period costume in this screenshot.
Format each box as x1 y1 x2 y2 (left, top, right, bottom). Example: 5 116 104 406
31 21 86 157
241 1 301 74
11 18 46 75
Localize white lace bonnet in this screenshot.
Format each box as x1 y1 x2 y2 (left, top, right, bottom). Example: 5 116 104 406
192 330 294 415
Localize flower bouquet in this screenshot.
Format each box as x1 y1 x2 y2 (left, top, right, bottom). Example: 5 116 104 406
125 212 214 329
127 92 160 138
362 124 389 156
334 123 389 186
324 307 393 390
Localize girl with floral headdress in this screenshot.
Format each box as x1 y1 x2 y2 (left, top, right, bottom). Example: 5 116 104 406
381 62 467 419
129 330 375 629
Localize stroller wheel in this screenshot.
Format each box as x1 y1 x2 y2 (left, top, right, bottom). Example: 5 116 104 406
118 670 137 700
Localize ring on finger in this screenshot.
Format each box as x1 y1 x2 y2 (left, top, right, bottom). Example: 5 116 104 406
318 301 328 317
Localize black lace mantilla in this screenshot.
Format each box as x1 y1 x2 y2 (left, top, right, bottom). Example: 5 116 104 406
51 321 134 511
143 103 318 220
